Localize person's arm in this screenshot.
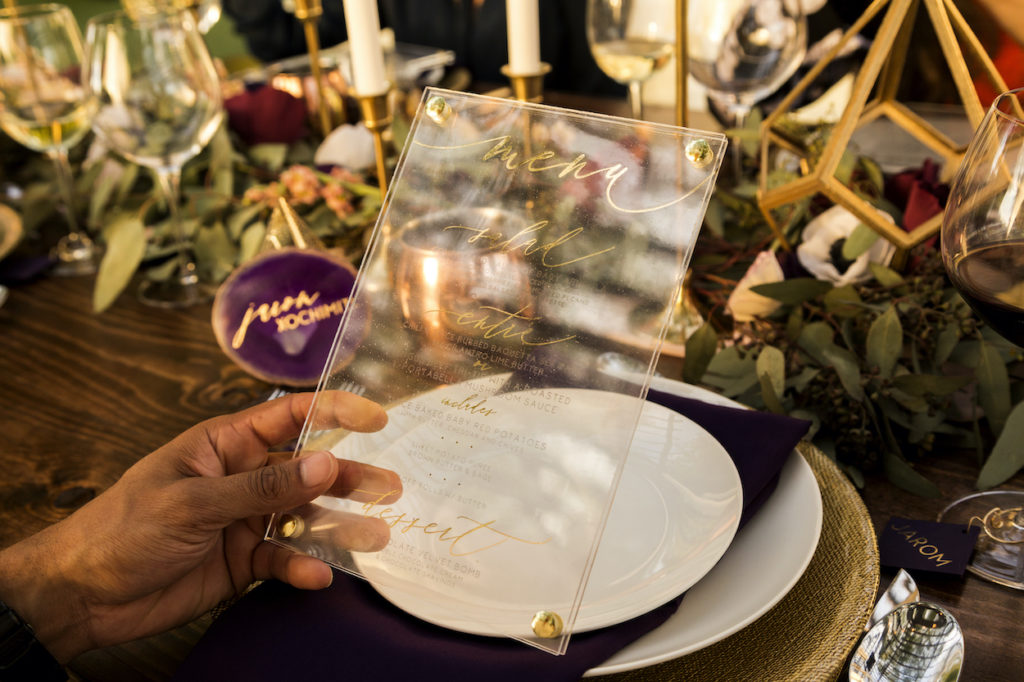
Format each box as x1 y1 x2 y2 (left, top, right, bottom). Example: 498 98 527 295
0 391 398 664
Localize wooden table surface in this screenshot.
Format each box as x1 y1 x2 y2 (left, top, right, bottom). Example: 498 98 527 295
2 263 1022 680
2 93 1023 680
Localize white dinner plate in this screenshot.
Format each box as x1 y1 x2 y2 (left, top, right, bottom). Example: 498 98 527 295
342 382 743 638
585 378 823 675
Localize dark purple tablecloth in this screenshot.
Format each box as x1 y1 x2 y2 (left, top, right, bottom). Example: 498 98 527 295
174 389 809 681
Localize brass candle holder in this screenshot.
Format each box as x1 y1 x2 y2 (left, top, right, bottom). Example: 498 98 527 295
675 0 688 129
500 63 551 103
291 0 333 139
357 91 392 196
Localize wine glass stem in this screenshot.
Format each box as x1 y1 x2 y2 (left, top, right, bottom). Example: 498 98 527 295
628 80 644 120
48 146 82 236
729 104 751 180
155 168 193 284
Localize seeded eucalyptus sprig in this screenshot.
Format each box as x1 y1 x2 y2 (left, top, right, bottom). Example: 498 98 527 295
687 239 1024 495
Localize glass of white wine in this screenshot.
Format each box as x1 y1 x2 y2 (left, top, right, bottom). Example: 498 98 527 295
85 9 223 308
0 3 99 276
585 0 674 121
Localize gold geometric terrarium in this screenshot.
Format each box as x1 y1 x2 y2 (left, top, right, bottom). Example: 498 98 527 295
757 0 1008 265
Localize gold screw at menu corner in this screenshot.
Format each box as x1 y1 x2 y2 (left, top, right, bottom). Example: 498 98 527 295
531 610 563 639
277 513 305 538
685 138 714 169
425 95 452 126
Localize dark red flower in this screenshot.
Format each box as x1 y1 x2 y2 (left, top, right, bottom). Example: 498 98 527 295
884 158 950 233
224 85 308 146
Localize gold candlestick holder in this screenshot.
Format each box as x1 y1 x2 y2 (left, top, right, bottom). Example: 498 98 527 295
500 63 551 103
292 0 333 139
357 91 392 196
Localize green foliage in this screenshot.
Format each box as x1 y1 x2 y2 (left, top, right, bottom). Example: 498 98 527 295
690 245 1024 495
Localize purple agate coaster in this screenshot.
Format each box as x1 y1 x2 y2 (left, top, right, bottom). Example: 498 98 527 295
211 248 365 386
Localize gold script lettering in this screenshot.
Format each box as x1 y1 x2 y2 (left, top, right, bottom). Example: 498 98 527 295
232 290 322 349
431 305 576 346
440 394 497 417
414 135 711 214
445 220 613 268
361 490 550 557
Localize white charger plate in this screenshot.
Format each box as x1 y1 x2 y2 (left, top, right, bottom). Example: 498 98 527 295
585 378 823 675
344 383 743 638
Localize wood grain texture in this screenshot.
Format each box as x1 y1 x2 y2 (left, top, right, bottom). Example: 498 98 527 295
0 275 270 549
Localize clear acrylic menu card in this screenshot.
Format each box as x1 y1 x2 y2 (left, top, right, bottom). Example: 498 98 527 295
267 89 725 654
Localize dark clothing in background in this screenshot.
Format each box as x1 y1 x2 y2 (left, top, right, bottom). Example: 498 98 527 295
223 0 625 95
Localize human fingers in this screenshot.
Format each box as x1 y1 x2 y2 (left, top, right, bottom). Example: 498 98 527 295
265 455 402 505
187 450 339 526
209 391 387 475
250 542 334 590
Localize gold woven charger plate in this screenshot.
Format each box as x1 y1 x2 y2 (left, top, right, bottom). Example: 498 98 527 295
595 442 880 681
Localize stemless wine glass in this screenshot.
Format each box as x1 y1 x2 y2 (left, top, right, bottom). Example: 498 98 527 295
585 0 674 121
0 3 98 275
940 87 1024 589
85 9 223 307
687 0 807 128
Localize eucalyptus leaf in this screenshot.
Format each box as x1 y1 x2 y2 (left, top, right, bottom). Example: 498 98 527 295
752 278 832 305
841 223 879 261
933 324 960 367
93 213 145 312
238 221 266 264
883 451 941 497
227 203 264 240
759 374 785 413
683 322 718 383
249 143 289 172
977 400 1024 488
825 344 865 401
88 169 119 228
978 340 1012 435
869 262 904 287
823 285 863 318
194 221 236 283
866 305 902 378
892 373 972 397
756 345 785 397
797 321 835 366
705 345 755 377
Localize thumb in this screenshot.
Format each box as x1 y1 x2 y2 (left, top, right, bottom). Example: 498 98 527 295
196 451 337 525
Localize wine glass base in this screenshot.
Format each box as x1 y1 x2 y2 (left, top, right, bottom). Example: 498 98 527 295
50 233 98 277
937 490 1024 590
137 276 214 309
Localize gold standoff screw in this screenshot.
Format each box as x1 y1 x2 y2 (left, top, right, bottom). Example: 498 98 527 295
277 513 305 538
531 610 563 639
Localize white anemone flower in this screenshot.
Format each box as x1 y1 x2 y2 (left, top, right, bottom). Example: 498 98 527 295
726 250 786 322
796 205 896 287
313 123 376 171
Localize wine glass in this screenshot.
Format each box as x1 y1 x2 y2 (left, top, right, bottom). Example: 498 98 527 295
85 9 223 308
687 0 807 128
585 0 674 121
940 87 1024 589
0 3 98 276
120 0 222 34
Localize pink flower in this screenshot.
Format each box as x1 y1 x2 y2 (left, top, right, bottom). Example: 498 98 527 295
726 250 786 322
224 85 308 146
280 165 321 205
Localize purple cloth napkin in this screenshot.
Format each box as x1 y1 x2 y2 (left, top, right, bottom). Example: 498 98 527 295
173 390 809 681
